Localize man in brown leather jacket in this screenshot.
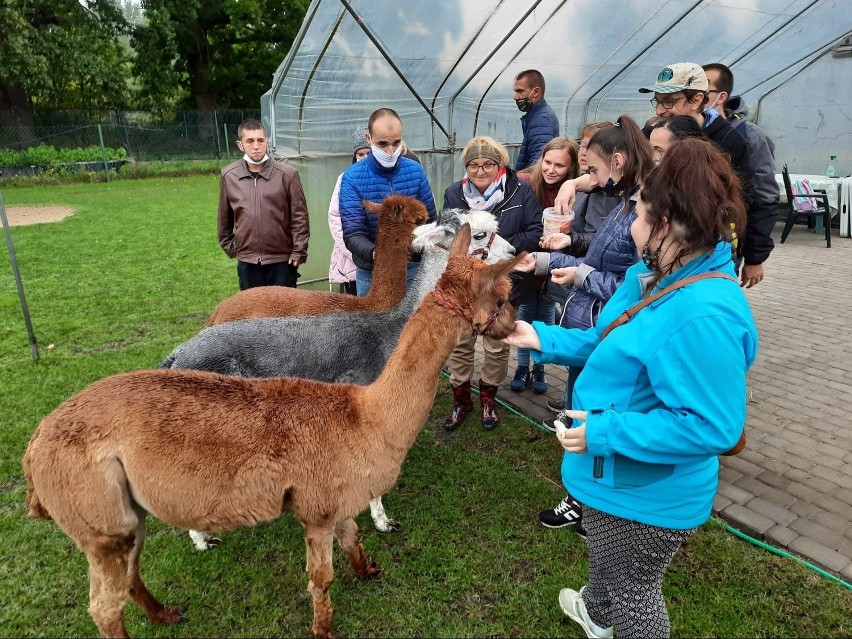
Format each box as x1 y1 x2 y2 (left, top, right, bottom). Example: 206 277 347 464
217 119 310 289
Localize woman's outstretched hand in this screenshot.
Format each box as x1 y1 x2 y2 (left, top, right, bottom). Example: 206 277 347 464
512 253 536 273
501 320 541 351
539 233 572 250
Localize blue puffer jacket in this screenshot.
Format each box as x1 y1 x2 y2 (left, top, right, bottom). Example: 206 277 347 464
340 154 437 270
515 99 560 171
531 242 758 529
537 198 638 330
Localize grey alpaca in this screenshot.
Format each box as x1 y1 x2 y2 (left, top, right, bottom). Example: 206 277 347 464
158 209 514 549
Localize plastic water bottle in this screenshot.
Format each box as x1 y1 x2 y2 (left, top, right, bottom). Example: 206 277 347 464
826 156 837 178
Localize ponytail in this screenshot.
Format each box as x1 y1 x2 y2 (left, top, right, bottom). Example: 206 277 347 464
587 114 654 212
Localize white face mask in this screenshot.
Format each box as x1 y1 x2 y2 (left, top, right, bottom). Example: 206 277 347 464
243 153 269 166
371 144 402 168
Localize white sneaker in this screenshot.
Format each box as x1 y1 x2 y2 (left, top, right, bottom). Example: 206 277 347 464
558 586 614 639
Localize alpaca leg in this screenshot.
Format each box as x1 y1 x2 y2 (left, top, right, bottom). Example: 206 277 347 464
188 529 221 550
305 525 336 639
369 495 399 532
334 518 381 579
84 540 134 638
127 514 186 625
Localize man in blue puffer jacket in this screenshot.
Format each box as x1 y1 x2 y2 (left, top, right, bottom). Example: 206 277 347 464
513 69 560 171
340 108 437 296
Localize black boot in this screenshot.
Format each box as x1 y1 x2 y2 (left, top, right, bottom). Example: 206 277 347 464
478 381 500 431
444 381 473 431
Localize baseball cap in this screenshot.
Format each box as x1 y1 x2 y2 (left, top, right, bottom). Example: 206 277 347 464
638 63 709 94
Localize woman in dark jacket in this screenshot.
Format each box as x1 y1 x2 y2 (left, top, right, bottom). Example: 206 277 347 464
442 136 542 432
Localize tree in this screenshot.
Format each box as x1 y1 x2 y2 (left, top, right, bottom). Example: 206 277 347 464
132 0 310 112
0 0 132 125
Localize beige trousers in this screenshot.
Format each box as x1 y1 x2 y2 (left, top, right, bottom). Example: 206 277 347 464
447 333 510 387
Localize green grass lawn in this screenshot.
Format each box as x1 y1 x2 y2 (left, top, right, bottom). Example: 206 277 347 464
1 178 850 638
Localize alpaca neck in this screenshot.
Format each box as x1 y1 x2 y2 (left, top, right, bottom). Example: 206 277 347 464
394 247 449 317
362 293 470 447
363 227 412 307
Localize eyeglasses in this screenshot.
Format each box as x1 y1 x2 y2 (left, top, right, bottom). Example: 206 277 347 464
466 161 498 174
649 96 686 109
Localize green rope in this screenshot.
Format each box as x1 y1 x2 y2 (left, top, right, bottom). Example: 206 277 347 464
439 370 852 589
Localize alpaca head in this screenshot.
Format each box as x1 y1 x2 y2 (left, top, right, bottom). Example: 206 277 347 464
411 208 515 264
433 224 523 339
362 195 429 235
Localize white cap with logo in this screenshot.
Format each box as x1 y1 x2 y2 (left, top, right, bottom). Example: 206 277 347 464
639 63 709 94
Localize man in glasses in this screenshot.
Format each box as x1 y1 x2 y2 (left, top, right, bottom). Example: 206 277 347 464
639 62 755 279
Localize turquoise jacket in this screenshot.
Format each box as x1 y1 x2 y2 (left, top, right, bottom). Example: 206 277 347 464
532 242 758 529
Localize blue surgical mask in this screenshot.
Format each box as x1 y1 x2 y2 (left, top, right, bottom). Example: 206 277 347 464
371 144 402 168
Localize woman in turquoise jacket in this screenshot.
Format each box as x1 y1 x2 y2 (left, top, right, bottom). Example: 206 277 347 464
504 138 758 639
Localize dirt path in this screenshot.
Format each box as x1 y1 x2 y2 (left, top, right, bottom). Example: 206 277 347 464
2 205 75 226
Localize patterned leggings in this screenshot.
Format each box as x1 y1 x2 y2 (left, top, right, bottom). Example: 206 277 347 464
581 507 697 639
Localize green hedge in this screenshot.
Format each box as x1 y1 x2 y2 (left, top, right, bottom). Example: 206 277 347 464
0 144 127 167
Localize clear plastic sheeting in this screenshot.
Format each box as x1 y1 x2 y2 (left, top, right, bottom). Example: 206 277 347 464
264 0 851 175
264 0 851 282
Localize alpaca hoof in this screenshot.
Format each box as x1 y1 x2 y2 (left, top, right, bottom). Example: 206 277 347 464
154 604 187 625
375 518 400 533
189 530 221 550
359 561 382 580
312 628 337 639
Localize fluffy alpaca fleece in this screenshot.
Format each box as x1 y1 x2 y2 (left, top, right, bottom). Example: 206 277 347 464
24 224 523 639
207 195 428 325
160 208 514 548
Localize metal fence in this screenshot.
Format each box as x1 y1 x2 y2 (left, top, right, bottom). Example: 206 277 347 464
0 110 262 162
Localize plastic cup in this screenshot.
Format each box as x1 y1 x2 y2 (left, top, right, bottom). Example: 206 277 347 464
542 207 574 235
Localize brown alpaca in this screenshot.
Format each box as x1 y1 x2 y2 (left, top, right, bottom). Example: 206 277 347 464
23 224 524 639
207 194 428 325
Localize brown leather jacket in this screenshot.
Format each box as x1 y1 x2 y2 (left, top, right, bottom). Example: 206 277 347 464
217 158 310 265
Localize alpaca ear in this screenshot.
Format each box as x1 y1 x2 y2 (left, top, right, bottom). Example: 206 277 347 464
449 223 471 257
362 199 382 214
488 251 527 280
412 222 447 250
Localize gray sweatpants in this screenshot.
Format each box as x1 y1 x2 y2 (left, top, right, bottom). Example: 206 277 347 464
582 506 697 638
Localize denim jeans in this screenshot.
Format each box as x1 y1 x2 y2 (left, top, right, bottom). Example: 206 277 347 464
356 261 420 297
516 296 556 367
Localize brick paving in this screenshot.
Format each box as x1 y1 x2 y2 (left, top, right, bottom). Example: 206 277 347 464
466 220 852 582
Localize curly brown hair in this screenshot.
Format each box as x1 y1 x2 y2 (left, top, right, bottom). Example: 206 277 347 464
640 137 746 274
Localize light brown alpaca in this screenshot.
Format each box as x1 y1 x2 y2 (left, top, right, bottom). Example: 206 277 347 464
207 194 428 325
23 224 524 639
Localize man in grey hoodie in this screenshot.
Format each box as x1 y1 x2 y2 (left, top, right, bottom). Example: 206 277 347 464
704 63 778 289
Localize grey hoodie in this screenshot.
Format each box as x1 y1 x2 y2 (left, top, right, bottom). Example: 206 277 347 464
725 96 780 205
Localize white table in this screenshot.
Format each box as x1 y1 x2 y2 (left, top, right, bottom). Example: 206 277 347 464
775 174 843 234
